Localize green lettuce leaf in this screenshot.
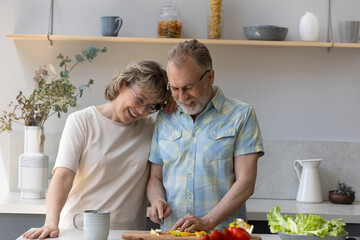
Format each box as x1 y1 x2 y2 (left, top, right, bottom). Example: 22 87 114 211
267 206 346 238
267 206 289 233
286 217 298 234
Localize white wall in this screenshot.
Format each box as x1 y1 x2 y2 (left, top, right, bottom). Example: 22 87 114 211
1 0 360 194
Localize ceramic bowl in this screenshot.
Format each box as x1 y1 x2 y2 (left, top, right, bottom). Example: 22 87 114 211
328 190 355 204
278 232 347 240
243 25 288 41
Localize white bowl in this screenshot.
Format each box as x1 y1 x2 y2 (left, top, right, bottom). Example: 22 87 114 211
278 232 347 240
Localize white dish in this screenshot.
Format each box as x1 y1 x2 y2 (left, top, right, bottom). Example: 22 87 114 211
278 232 347 240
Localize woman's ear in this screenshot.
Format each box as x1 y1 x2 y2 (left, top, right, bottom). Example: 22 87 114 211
119 80 126 88
119 80 130 92
117 80 128 96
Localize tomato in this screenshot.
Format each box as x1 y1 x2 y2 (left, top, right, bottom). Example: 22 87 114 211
209 229 223 240
231 227 250 240
228 226 237 234
199 234 210 240
221 228 232 240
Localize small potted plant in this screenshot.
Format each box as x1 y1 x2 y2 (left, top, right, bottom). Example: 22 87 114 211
328 181 356 204
0 46 106 198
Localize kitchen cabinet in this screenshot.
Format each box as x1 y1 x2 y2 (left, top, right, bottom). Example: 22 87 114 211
1 214 45 240
6 34 360 49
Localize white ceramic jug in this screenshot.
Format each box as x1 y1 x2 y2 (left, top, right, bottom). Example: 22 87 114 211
294 159 323 203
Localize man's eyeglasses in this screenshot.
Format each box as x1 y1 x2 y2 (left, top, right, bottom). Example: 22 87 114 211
167 69 211 93
129 86 161 113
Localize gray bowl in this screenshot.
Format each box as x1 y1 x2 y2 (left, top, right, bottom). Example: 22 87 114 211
243 25 288 41
278 232 347 240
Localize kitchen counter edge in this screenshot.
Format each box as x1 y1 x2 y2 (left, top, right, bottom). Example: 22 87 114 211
2 192 359 223
16 229 280 240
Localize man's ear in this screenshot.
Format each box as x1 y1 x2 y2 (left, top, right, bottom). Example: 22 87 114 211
208 70 215 86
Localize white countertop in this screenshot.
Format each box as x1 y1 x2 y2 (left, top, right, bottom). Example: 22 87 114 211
16 229 279 240
0 192 46 214
2 192 360 223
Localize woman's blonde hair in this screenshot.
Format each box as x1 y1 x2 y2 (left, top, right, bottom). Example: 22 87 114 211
104 60 170 104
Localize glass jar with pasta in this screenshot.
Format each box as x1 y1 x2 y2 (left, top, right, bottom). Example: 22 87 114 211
158 1 182 38
208 0 223 39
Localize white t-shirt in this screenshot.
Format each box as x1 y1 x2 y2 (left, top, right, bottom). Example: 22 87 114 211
54 106 155 230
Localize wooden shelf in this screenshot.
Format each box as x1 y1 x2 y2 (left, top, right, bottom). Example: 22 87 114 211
6 34 360 49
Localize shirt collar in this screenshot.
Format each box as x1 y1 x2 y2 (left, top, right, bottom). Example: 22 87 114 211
210 86 225 112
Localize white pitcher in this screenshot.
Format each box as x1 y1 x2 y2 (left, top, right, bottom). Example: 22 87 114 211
294 159 323 203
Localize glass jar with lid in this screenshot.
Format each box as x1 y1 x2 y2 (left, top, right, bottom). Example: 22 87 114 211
158 1 182 38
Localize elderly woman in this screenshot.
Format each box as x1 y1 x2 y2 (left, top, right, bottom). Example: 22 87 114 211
23 60 171 239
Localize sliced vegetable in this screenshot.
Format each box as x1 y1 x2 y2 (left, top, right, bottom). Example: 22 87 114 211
230 218 254 234
149 228 162 236
167 229 206 237
195 231 207 237
171 230 181 237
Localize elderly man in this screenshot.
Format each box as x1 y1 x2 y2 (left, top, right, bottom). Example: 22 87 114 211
147 39 264 232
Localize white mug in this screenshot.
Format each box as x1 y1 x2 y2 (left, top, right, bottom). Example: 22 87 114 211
73 210 110 240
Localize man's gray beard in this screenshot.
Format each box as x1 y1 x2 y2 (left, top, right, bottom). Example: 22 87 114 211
177 88 212 116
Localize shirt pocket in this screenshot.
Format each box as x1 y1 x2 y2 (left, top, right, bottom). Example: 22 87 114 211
205 124 236 160
159 129 182 162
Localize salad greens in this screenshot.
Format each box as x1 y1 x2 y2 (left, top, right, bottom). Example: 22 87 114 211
267 206 346 238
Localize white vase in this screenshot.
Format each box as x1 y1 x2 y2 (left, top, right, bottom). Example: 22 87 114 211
18 126 49 199
299 12 319 42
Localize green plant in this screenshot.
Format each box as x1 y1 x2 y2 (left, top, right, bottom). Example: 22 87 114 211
0 46 107 132
334 181 354 196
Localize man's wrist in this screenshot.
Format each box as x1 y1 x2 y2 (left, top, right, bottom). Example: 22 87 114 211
202 215 217 230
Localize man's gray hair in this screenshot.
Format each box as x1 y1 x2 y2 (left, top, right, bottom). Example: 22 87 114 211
167 39 213 72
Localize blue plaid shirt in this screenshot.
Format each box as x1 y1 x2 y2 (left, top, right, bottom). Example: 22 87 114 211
149 86 264 231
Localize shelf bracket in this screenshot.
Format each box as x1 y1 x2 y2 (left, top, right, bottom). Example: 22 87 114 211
327 0 334 53
47 0 54 46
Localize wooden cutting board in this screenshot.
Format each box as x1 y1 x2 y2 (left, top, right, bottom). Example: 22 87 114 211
121 231 262 240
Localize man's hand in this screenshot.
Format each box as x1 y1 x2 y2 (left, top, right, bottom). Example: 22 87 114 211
148 199 172 225
22 224 59 239
172 213 213 232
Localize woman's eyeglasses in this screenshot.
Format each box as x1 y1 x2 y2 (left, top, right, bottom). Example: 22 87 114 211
129 86 161 113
